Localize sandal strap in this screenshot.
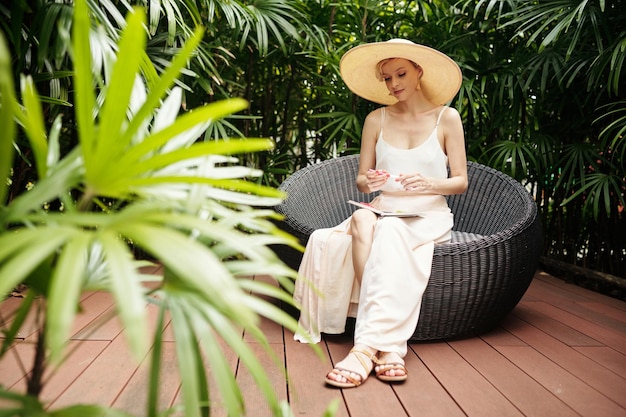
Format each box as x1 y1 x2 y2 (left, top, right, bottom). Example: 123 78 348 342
376 351 404 364
375 362 408 377
349 348 376 375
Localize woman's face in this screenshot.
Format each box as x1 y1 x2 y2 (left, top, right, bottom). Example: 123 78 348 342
380 58 423 101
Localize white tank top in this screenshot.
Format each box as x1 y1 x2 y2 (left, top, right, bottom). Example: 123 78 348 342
376 107 449 193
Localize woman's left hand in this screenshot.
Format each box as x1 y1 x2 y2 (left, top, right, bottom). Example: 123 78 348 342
397 173 434 192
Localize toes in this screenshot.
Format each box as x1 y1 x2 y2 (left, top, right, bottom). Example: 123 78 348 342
328 369 359 384
376 364 405 377
327 370 343 383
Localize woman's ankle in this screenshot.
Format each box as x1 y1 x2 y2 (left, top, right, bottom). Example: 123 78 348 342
353 344 378 358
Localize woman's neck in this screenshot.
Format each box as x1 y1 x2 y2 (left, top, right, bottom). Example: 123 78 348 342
389 90 438 114
389 100 439 117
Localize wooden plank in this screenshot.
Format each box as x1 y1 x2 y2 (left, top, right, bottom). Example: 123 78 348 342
479 326 526 347
0 296 25 328
542 298 626 336
112 341 181 415
0 341 35 389
40 340 110 406
449 337 579 417
48 336 141 410
577 301 626 325
521 300 626 355
284 334 349 417
71 311 124 341
48 303 161 410
413 342 525 417
534 272 626 311
139 264 163 276
528 273 596 303
0 298 44 341
70 291 120 340
502 315 626 409
513 302 603 347
234 342 288 417
242 275 287 345
497 345 626 417
573 346 626 378
395 346 465 417
242 309 284 345
0 290 98 338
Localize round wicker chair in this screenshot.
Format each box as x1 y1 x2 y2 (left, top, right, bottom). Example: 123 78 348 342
273 154 542 340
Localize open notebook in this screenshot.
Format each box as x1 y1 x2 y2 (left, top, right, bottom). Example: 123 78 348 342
348 200 424 218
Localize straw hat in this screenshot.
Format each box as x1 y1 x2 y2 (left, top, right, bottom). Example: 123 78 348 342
339 39 462 106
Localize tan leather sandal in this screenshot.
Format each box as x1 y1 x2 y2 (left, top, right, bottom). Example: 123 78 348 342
375 351 408 382
325 348 376 388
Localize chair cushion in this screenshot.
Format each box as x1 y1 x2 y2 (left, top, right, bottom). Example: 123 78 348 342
450 231 483 243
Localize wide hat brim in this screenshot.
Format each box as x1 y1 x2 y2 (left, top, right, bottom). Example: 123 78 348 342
339 39 462 106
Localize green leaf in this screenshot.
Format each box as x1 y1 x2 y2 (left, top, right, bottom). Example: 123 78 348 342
0 389 46 416
560 172 625 218
122 26 205 146
0 31 17 207
98 230 149 360
116 99 250 173
168 299 211 417
0 227 78 299
88 99 252 197
120 139 274 180
146 305 166 417
20 75 48 179
46 232 92 363
90 7 147 178
49 404 135 417
1 148 83 225
72 0 96 166
193 317 244 417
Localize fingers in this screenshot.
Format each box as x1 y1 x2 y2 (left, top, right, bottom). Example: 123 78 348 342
397 173 431 191
366 169 389 191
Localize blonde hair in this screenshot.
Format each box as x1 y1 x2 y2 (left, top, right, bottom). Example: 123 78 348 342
375 58 422 81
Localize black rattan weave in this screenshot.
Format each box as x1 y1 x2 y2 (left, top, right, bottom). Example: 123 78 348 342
273 154 542 340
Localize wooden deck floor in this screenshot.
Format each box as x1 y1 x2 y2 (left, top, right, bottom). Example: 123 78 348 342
1 269 625 417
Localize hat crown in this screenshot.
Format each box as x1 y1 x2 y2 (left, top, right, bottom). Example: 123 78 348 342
386 38 415 45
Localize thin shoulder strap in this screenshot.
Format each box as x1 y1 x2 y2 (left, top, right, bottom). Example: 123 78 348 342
380 107 386 135
435 106 448 126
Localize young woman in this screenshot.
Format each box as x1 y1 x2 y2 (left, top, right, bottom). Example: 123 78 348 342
293 39 468 388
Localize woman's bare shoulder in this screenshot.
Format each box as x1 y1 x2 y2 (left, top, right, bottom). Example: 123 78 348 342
364 107 384 123
441 106 462 122
362 107 385 136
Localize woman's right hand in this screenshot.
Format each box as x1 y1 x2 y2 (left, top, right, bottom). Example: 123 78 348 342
364 169 390 192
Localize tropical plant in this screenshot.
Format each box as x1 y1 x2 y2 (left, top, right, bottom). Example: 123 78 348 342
0 1 333 416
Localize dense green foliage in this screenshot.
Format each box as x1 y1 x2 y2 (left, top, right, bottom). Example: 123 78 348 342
2 1 624 278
